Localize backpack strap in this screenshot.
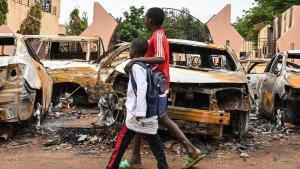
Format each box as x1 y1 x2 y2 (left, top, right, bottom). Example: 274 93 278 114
130 62 148 96
131 72 138 96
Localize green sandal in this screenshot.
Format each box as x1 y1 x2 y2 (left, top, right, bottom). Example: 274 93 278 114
120 160 142 169
182 154 206 169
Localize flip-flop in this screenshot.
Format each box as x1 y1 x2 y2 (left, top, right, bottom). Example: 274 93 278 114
120 160 142 169
182 154 206 169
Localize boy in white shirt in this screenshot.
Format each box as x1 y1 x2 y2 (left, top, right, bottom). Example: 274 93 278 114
106 38 168 169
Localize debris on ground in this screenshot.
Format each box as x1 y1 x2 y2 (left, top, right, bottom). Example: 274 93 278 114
240 152 250 158
0 105 299 163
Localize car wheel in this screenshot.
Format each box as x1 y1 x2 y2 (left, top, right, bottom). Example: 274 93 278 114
98 92 125 126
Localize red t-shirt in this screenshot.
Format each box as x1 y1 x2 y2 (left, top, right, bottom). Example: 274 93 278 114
145 29 170 90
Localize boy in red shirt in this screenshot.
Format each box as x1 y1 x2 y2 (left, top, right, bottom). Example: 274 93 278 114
122 7 205 169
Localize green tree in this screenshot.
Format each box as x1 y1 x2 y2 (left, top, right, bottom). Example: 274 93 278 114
234 0 300 40
17 2 42 34
66 8 88 35
0 0 8 25
118 6 150 42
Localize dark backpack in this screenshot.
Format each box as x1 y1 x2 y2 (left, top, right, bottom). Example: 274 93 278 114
131 62 167 118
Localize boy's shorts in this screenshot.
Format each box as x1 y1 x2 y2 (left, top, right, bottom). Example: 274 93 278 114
158 96 168 118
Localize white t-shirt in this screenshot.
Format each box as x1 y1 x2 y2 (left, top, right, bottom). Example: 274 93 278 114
125 64 158 135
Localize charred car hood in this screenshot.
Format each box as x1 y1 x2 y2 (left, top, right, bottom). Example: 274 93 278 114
286 73 300 88
115 60 247 84
170 67 247 84
42 60 99 71
0 56 41 89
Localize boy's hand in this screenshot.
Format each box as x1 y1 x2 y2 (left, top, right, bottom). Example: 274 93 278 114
125 59 136 74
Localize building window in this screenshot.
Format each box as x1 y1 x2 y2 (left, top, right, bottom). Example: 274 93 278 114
13 0 34 6
13 0 53 14
40 0 52 13
289 7 293 28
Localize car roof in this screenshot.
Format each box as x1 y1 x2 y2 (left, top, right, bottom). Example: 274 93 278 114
287 50 300 55
0 33 23 39
24 35 100 42
168 39 227 50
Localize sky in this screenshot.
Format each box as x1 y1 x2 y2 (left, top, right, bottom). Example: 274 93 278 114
59 0 256 25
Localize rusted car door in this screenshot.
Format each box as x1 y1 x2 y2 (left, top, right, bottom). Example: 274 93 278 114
259 55 283 115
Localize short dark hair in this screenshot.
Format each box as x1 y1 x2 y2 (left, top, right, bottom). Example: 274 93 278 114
145 7 165 26
131 38 148 56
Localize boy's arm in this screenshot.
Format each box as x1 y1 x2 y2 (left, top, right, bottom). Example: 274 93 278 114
132 64 148 118
125 57 163 74
125 33 166 73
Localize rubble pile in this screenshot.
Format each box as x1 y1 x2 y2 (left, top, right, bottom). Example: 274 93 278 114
42 125 122 152
212 114 300 159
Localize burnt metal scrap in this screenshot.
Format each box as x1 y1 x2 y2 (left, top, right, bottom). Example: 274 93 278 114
257 50 300 125
0 34 52 127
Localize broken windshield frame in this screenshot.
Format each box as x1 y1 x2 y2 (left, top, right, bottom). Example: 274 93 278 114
26 36 105 63
169 44 237 71
287 54 300 73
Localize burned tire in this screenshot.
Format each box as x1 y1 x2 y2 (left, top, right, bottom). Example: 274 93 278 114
230 111 249 136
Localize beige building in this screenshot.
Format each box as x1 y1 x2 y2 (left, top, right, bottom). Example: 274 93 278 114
256 25 276 58
6 0 60 35
275 5 300 51
58 24 66 35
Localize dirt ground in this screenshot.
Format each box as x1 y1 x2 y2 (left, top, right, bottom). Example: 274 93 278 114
0 108 299 169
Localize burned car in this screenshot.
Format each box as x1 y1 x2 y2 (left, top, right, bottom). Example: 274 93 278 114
257 51 300 125
26 35 111 106
0 34 53 124
105 39 251 136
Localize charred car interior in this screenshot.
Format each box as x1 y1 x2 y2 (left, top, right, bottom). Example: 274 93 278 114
240 59 270 112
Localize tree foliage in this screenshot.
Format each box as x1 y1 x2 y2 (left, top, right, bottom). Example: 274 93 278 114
234 0 300 40
17 2 43 35
118 6 150 42
66 8 88 35
0 0 8 25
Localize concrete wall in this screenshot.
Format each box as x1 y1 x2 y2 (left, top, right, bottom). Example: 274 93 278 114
81 2 118 51
277 6 300 51
6 0 60 35
207 4 244 57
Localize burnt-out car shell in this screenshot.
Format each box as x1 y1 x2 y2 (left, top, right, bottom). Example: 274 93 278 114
106 39 251 136
25 36 130 106
0 34 52 123
257 50 300 125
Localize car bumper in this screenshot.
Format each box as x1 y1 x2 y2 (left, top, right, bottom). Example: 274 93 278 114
0 85 36 123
